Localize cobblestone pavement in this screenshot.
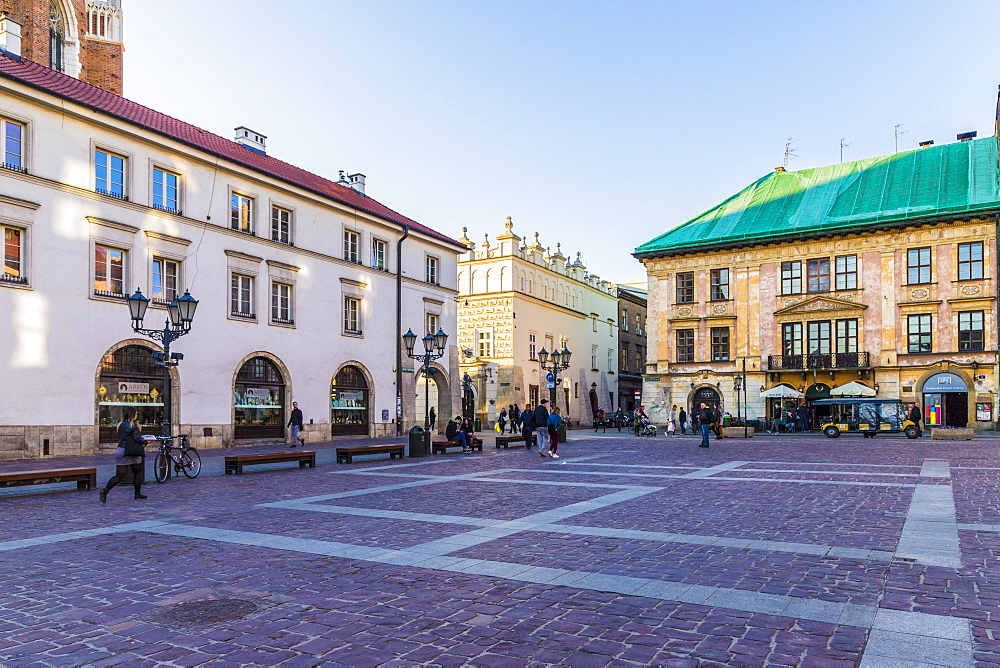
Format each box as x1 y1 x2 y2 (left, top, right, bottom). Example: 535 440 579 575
1 432 999 666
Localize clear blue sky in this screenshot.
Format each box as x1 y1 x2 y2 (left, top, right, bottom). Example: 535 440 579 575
126 1 1000 284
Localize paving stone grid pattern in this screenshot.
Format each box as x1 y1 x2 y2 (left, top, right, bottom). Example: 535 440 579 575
2 435 1000 666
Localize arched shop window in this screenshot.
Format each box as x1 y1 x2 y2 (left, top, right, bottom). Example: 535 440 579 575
97 345 164 442
234 357 285 439
331 365 369 435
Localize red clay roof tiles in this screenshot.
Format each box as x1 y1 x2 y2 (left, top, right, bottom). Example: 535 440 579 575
0 50 462 248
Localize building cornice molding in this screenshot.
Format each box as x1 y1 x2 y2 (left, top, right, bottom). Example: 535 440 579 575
86 215 138 234
340 277 367 288
266 260 300 272
144 230 191 246
0 192 40 209
225 250 263 263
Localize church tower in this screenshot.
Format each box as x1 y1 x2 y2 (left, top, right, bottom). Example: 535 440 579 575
0 0 123 95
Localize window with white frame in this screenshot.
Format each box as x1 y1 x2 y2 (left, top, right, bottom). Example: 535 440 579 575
271 282 293 324
94 245 126 297
344 229 360 263
2 224 26 284
426 312 439 336
529 333 537 360
592 315 597 332
607 348 614 372
152 168 180 213
636 313 643 335
591 345 598 369
271 206 292 245
621 309 629 332
230 273 254 318
559 336 568 353
2 117 25 171
372 239 387 270
151 257 179 303
426 256 439 285
231 193 253 234
477 329 493 357
95 149 126 198
344 296 361 334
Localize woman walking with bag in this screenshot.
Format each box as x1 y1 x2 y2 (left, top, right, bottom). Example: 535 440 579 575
99 408 149 502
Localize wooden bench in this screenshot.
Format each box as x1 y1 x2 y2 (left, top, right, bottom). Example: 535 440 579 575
432 437 483 454
224 451 316 475
0 467 97 492
496 434 535 448
336 444 405 464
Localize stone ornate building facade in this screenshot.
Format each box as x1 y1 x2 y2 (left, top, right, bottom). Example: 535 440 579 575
457 219 619 427
636 134 1000 431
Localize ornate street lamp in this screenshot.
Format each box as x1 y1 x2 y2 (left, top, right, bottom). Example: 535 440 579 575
126 288 199 441
537 345 572 411
403 328 448 457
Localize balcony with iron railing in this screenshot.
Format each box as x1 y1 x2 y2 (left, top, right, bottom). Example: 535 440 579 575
768 351 871 371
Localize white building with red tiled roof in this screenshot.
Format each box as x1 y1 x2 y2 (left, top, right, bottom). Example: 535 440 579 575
0 16 465 457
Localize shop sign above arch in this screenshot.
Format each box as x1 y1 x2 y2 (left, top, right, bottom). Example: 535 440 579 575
805 383 831 400
922 373 968 393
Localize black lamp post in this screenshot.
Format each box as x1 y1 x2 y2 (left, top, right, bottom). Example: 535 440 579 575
403 328 448 456
126 288 199 440
537 346 572 410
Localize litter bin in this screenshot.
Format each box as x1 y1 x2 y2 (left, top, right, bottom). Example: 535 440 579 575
559 424 567 443
722 415 733 427
474 418 482 432
409 426 428 457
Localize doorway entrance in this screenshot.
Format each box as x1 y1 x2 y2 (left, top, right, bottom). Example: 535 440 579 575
922 373 969 427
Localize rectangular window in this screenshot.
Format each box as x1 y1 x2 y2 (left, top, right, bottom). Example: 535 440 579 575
425 312 439 336
621 309 629 332
231 193 253 234
781 261 802 295
477 330 493 357
344 296 361 334
958 242 984 281
2 225 25 284
372 239 387 270
807 258 830 293
529 333 537 360
94 245 126 297
230 273 254 317
271 206 292 245
271 282 293 324
152 168 179 213
807 321 831 354
591 344 598 369
95 149 126 198
151 257 179 303
592 315 597 332
676 329 695 362
710 268 730 300
711 327 730 361
636 314 643 335
559 336 568 353
676 271 694 303
2 118 24 171
907 247 932 284
836 319 858 353
621 344 629 372
545 335 554 356
607 348 614 373
343 229 360 263
426 256 439 284
907 314 932 353
835 255 857 290
782 322 803 356
958 311 985 351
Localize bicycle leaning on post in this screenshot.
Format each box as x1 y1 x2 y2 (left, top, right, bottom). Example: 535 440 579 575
150 434 201 482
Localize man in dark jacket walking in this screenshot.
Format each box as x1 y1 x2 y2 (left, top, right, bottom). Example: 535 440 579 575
534 399 551 457
288 401 305 447
521 404 535 449
699 403 713 448
908 403 922 436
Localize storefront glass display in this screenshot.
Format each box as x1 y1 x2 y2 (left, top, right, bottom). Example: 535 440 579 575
234 357 285 439
331 365 369 435
97 345 164 442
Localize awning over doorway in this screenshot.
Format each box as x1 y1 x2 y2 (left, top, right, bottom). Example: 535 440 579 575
805 383 831 400
829 381 876 397
760 384 803 398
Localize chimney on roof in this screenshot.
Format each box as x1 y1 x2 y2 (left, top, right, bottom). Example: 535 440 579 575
234 127 267 155
957 131 977 142
919 140 934 148
338 171 366 195
774 166 786 172
0 12 22 57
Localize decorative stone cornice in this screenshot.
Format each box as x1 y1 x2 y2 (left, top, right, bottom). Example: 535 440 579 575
86 216 138 234
224 250 263 263
144 230 191 246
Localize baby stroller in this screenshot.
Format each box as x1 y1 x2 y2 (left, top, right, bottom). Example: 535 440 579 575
637 416 657 437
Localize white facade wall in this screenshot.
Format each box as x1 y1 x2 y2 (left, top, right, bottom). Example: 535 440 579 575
0 77 461 458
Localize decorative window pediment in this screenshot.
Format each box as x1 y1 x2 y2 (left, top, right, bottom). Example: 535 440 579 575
774 295 867 316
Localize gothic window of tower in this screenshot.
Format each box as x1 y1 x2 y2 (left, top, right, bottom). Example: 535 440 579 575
49 2 65 71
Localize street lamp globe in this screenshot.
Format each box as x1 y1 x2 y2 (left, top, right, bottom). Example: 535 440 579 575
550 350 562 367
422 333 435 353
734 374 743 392
538 348 549 364
175 289 199 325
560 347 572 366
127 288 149 326
167 299 183 328
402 329 417 355
434 329 448 352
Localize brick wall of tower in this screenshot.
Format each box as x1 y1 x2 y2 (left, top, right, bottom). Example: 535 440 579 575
0 0 123 95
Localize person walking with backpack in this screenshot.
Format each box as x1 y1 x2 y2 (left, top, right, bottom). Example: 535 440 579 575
699 402 713 448
534 399 551 457
100 408 149 503
678 406 688 435
521 404 535 450
547 407 563 459
510 404 521 434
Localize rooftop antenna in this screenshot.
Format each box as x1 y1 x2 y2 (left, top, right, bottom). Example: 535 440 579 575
783 135 801 169
894 124 907 153
840 137 853 163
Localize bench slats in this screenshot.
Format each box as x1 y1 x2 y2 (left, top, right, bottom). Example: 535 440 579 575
0 468 97 491
224 451 316 475
336 444 404 464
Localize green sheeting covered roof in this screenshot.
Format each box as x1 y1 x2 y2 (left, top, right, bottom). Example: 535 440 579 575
634 136 1000 258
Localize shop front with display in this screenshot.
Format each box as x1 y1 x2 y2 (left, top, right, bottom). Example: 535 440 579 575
97 344 166 442
234 357 286 439
331 365 370 435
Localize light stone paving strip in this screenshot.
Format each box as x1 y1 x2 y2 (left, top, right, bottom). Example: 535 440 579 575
919 458 952 478
895 480 962 568
706 476 917 488
957 523 1000 532
0 520 170 552
679 460 752 479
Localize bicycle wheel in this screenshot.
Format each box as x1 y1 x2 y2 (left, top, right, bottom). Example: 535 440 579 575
153 451 169 483
180 447 202 478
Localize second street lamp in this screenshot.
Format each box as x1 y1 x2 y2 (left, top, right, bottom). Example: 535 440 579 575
537 346 572 410
404 327 448 457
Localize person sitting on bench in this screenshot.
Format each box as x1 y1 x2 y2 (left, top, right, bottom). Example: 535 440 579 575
445 416 468 450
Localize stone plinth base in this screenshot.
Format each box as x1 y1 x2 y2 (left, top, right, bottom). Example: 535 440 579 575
931 428 974 440
722 427 755 438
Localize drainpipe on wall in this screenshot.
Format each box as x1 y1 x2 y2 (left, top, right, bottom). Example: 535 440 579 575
396 225 410 437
